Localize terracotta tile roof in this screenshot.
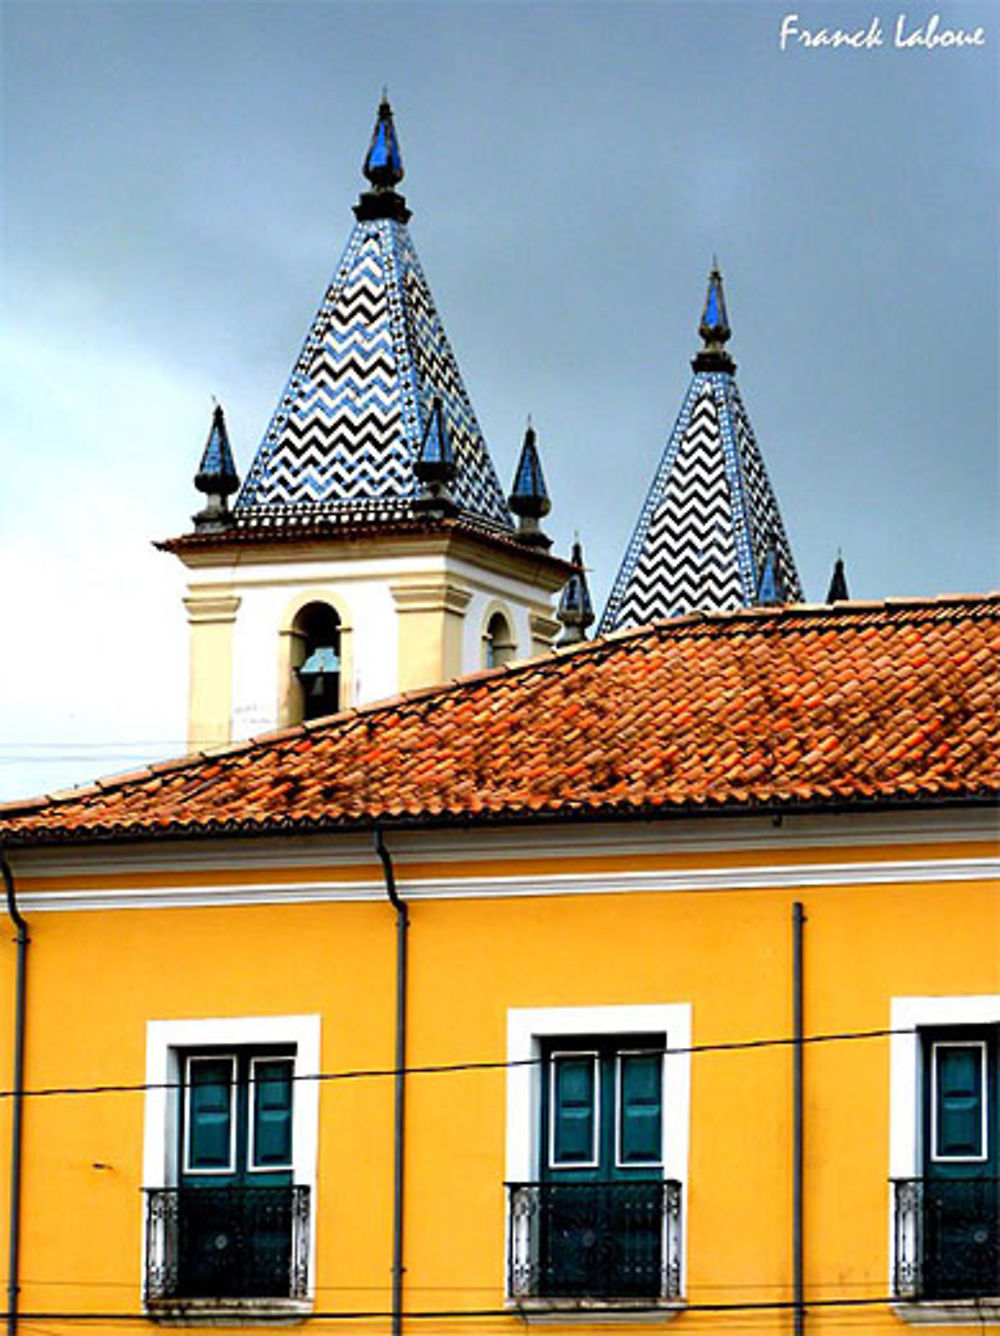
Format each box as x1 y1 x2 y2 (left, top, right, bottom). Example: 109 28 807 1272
2 594 997 847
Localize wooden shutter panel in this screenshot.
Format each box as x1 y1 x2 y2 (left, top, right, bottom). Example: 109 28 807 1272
618 1052 663 1164
934 1044 985 1159
187 1057 235 1172
551 1054 597 1165
252 1058 294 1168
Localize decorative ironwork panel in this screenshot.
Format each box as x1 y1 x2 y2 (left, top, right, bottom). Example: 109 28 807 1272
507 1180 682 1301
893 1178 1000 1300
145 1186 309 1301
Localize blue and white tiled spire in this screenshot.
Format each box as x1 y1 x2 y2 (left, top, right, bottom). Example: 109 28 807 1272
234 97 512 530
193 403 240 532
600 265 801 632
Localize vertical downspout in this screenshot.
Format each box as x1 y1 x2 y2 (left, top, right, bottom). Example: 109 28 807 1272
375 829 407 1336
792 901 806 1336
1 844 28 1336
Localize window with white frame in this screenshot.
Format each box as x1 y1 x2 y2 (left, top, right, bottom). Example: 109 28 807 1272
506 1004 690 1305
889 997 999 1309
142 1015 320 1307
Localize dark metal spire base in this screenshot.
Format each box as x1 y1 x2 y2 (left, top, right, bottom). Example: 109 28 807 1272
691 348 736 374
192 504 236 535
354 190 411 224
513 527 553 552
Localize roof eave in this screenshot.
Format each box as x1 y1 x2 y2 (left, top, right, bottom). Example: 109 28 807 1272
3 789 996 852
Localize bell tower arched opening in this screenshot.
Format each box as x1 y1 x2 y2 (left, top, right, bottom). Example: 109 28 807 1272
291 602 342 723
484 609 516 669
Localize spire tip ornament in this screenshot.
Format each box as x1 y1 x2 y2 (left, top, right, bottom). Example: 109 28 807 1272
413 397 459 517
692 261 735 374
557 538 595 645
193 402 239 533
826 553 849 603
755 534 787 607
509 421 552 549
355 94 411 223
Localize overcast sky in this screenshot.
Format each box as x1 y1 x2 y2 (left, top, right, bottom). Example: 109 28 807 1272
1 0 996 802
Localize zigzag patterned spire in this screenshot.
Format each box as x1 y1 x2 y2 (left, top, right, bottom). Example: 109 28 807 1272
600 266 801 632
234 99 512 531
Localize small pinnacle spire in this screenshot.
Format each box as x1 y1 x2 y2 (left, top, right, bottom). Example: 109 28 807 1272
826 553 849 603
193 403 239 532
413 397 459 516
509 421 552 549
755 534 787 607
558 538 595 645
692 261 736 374
355 94 411 224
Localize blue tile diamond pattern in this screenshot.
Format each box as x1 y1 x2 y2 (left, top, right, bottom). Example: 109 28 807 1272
236 217 512 529
600 370 800 632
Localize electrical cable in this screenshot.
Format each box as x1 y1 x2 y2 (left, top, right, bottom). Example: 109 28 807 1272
0 1025 917 1102
4 1295 915 1322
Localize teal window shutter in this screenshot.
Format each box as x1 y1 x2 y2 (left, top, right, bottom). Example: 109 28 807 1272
934 1043 985 1159
551 1054 597 1165
251 1058 294 1168
618 1052 663 1165
186 1057 235 1172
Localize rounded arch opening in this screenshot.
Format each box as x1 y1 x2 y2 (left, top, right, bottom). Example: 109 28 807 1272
291 601 342 722
483 609 516 669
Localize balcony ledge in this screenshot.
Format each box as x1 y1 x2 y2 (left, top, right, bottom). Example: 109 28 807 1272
509 1298 685 1325
892 1298 1000 1327
145 1298 312 1326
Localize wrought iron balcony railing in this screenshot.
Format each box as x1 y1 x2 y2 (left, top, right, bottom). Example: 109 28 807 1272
893 1177 999 1301
507 1180 682 1301
145 1185 310 1301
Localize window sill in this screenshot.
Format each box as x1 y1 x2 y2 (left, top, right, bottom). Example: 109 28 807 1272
509 1298 685 1325
892 1298 1000 1326
145 1298 311 1326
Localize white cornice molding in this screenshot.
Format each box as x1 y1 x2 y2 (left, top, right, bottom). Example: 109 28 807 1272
18 855 998 914
10 809 996 882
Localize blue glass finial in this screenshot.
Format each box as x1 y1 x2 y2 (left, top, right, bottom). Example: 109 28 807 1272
692 261 735 373
416 397 455 476
363 95 404 189
510 423 550 518
557 538 595 643
699 263 730 346
756 538 786 607
195 403 239 497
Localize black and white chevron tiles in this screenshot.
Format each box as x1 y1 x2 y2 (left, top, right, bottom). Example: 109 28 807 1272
600 373 801 632
236 220 511 528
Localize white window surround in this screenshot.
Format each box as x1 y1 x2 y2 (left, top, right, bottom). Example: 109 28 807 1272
142 1014 321 1308
506 1004 691 1303
888 995 1000 1326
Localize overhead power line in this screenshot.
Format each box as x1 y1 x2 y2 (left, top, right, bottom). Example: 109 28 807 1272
0 1025 916 1102
6 1295 915 1323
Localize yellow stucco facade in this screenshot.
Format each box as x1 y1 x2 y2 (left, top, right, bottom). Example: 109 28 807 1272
1 813 997 1333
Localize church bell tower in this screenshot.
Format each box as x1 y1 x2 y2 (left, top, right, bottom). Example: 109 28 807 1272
161 99 569 749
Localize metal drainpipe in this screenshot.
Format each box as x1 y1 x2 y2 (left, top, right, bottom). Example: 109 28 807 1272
375 829 408 1336
793 901 806 1336
1 843 28 1336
